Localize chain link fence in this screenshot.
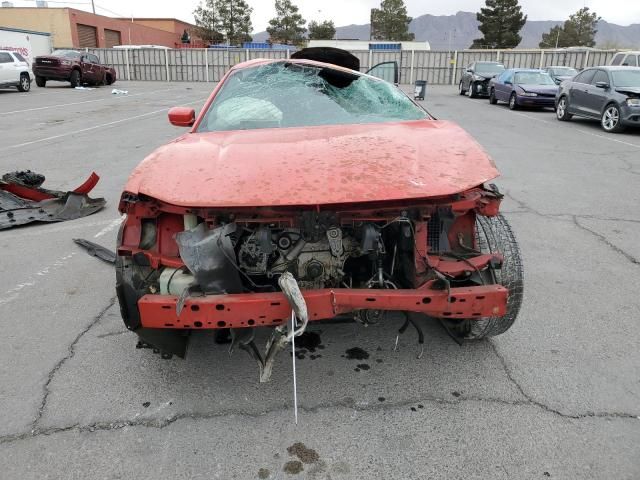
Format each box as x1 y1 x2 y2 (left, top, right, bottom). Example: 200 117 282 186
87 47 618 85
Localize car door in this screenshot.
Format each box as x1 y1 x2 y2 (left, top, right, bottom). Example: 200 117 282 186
365 61 398 84
568 69 595 115
494 70 512 101
463 63 474 90
79 54 94 82
0 52 15 83
582 70 611 117
89 54 103 83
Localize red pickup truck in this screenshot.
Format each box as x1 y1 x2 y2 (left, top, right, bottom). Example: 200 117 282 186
33 49 117 88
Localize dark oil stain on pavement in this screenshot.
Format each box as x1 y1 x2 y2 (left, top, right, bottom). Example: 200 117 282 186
283 461 304 475
287 442 320 464
344 347 369 360
257 467 270 479
296 331 322 352
356 363 370 370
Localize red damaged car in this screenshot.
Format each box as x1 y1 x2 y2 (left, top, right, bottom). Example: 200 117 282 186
116 55 523 381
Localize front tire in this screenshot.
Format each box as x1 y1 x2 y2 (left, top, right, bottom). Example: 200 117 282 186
35 76 46 88
508 92 518 110
601 104 625 133
69 69 81 88
17 73 30 92
489 88 498 104
447 215 524 340
459 81 466 96
468 82 477 98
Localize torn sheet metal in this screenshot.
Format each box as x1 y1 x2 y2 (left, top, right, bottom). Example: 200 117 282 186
0 171 105 230
73 238 116 264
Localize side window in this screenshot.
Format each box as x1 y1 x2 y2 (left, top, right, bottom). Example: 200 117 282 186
0 52 13 63
574 69 595 84
89 54 100 64
591 70 609 85
13 52 26 62
503 71 513 83
625 55 638 67
610 53 624 66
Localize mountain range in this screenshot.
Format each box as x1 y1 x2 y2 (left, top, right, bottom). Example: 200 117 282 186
253 11 640 50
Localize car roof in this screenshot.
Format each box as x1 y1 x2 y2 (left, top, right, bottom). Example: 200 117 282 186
613 51 640 55
586 66 640 71
504 68 546 73
545 66 577 69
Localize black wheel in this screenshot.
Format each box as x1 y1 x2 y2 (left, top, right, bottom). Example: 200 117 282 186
105 74 113 85
446 215 524 340
458 81 466 96
556 96 572 121
35 76 46 88
508 92 518 110
69 69 81 88
468 82 477 98
17 73 30 92
601 103 625 133
489 88 497 104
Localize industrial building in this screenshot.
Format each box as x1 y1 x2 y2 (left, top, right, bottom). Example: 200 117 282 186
0 6 198 49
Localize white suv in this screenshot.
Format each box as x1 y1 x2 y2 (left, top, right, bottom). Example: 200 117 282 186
609 51 640 67
0 50 33 92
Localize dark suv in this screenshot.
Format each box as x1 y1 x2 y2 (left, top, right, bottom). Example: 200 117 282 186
33 50 117 88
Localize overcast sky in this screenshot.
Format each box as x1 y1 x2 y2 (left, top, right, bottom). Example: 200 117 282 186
11 0 640 30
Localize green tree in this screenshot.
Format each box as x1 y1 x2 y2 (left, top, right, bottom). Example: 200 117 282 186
193 0 224 45
308 20 336 40
217 0 253 45
267 0 306 45
471 0 527 49
539 7 600 48
370 0 415 41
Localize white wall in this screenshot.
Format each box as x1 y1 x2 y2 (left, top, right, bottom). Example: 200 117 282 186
0 28 52 65
308 39 431 51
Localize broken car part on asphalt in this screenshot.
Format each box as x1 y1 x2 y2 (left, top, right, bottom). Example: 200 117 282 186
0 170 105 230
73 238 116 264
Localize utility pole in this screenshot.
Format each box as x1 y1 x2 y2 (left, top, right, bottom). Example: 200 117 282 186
91 0 95 14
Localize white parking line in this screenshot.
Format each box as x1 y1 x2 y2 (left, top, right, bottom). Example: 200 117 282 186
511 111 640 149
1 96 207 151
94 218 122 238
0 87 179 115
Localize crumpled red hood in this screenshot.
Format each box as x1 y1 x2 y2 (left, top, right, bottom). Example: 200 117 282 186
124 120 499 208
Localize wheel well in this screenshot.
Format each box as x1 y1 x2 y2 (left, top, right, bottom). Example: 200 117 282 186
19 71 30 77
602 101 618 114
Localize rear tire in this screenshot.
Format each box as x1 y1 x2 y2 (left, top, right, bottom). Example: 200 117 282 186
69 69 81 88
601 103 625 133
446 215 524 340
35 76 46 87
556 96 572 121
489 88 498 104
17 73 30 92
508 92 518 110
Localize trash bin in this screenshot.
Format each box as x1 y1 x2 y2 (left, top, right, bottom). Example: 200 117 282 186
414 80 427 100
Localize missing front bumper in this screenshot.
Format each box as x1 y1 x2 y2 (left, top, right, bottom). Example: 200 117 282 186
136 284 508 330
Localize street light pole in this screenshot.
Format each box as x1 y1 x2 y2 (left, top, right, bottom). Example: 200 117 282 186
91 0 95 14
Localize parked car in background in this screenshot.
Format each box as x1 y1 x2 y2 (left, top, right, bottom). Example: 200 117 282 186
556 66 640 133
543 66 579 85
33 50 117 88
609 51 640 67
459 61 505 98
489 69 558 110
0 50 33 92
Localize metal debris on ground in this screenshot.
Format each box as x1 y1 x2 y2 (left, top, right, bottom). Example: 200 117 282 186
0 170 106 230
73 238 116 264
74 86 94 90
111 89 128 95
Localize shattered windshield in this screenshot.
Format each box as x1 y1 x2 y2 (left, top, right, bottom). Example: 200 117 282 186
197 62 427 132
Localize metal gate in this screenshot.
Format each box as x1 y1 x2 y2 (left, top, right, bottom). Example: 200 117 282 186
77 24 97 48
104 29 121 49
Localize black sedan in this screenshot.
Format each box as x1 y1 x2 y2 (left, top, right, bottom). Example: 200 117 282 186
489 69 558 110
556 66 640 133
543 66 579 85
459 61 505 98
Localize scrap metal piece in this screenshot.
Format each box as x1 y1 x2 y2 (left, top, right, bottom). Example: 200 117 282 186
73 238 117 264
394 312 425 359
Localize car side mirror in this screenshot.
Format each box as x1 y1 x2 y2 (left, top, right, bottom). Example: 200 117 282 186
595 81 610 89
504 80 512 85
168 107 195 127
466 69 473 73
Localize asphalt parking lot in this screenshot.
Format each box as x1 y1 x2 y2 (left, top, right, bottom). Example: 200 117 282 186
0 80 639 479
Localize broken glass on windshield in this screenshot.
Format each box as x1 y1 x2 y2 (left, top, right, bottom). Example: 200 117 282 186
198 61 427 132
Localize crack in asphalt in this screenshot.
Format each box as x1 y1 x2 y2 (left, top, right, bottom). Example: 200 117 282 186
1 389 637 446
487 340 637 421
572 216 640 266
29 296 116 434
